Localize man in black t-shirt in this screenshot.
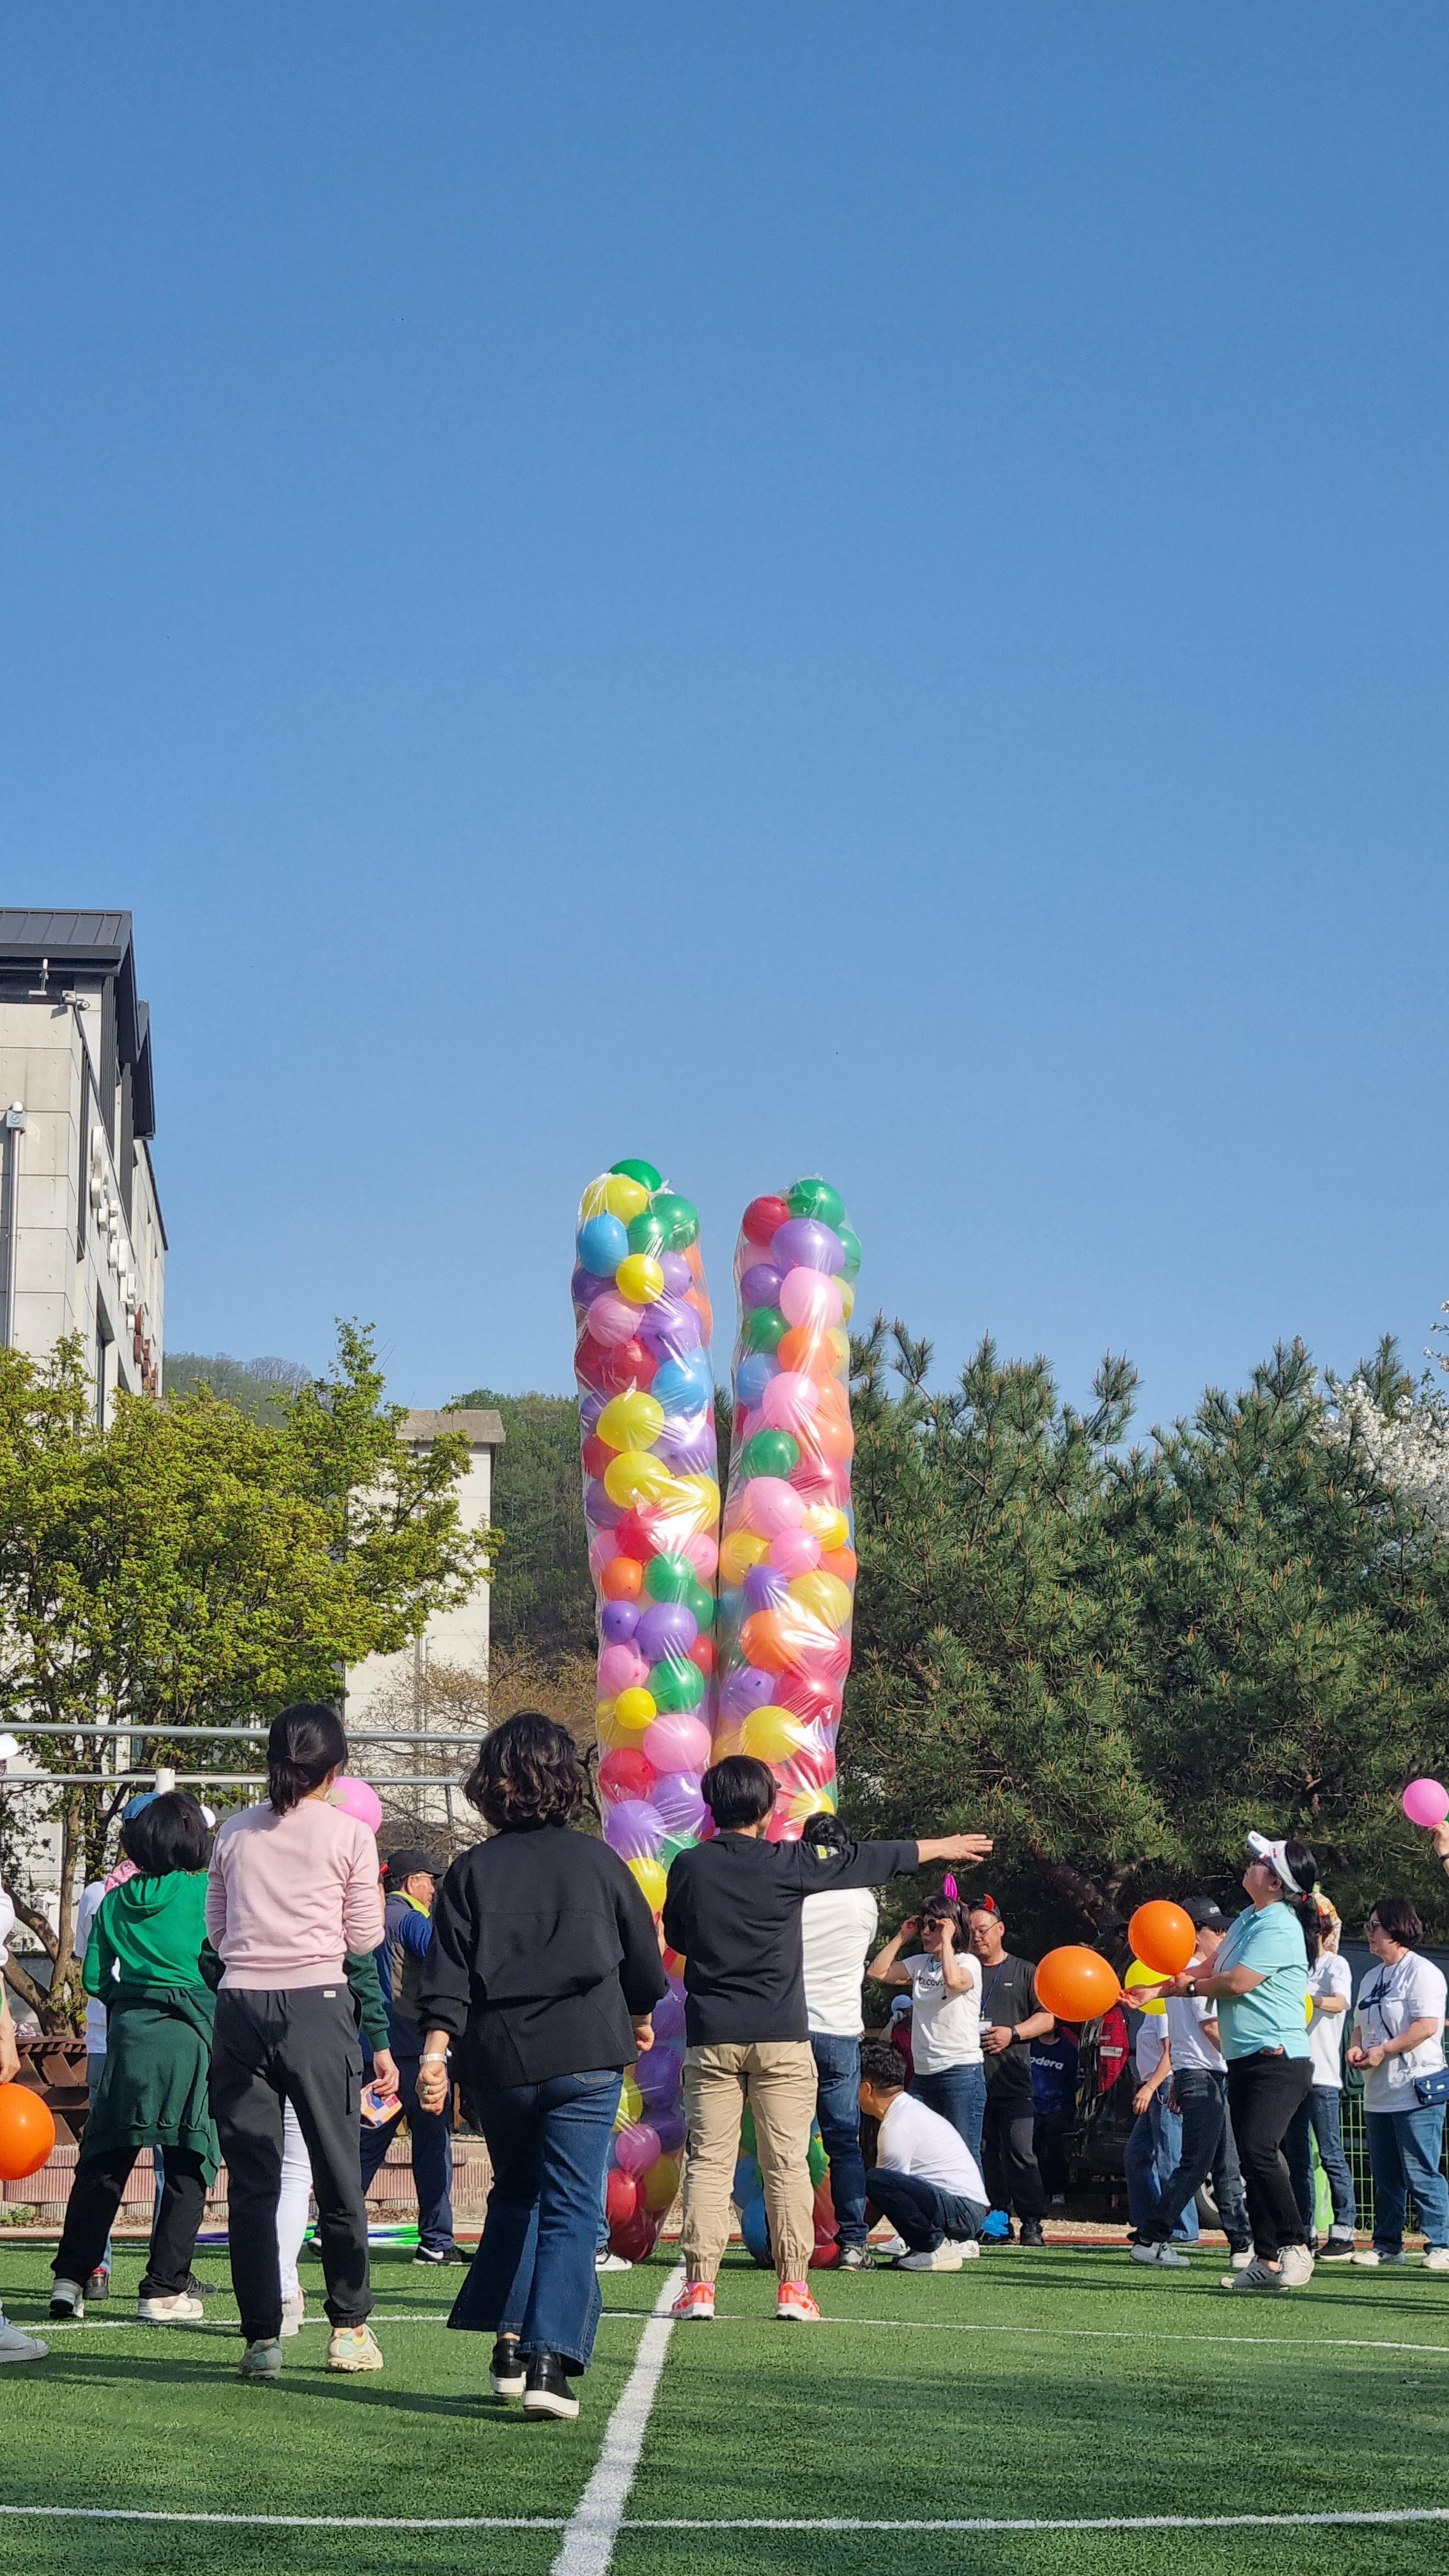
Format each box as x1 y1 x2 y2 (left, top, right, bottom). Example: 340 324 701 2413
968 1901 1055 2245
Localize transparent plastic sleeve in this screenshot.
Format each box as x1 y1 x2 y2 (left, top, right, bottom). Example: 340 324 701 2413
572 1157 722 2257
712 1179 861 1843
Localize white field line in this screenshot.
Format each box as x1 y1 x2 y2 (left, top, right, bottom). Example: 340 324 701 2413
2 2505 1449 2538
549 2262 685 2576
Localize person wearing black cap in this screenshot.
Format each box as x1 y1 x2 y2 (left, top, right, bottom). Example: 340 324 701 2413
1130 1899 1252 2272
360 1847 461 2266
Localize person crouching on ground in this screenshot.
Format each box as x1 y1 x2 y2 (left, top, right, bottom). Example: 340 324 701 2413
1129 1897 1252 2274
857 2041 989 2269
416 1713 666 2423
662 1756 991 2326
50 1795 218 2327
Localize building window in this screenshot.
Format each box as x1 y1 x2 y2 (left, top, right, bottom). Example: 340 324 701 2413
95 1302 111 1428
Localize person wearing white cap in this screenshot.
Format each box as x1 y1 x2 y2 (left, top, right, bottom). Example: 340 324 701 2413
1165 1832 1319 2293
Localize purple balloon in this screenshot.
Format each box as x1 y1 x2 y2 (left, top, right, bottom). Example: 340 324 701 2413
640 1294 703 1357
572 1264 610 1307
636 1600 698 1662
600 1598 640 1645
605 1799 666 1862
650 2101 687 2154
740 1262 783 1311
634 2040 684 2103
653 1771 707 1838
770 1218 845 1276
656 1423 717 1475
579 1390 604 1433
720 1664 776 1721
585 1480 624 1528
652 1987 687 2043
744 1563 790 1613
657 1251 692 1294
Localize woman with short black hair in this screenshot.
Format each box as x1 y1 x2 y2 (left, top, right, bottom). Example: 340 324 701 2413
1347 1897 1449 2271
417 1712 667 2422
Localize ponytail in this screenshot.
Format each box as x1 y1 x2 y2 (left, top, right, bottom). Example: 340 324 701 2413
1282 1839 1322 1967
266 1703 348 1816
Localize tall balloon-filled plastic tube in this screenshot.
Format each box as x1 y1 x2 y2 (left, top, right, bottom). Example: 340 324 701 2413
572 1158 722 2258
714 1179 860 1844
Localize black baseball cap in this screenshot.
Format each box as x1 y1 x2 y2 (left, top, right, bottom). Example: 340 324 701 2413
1183 1896 1230 1933
383 1847 443 1885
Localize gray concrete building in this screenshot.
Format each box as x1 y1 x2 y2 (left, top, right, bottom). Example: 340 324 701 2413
0 911 164 1415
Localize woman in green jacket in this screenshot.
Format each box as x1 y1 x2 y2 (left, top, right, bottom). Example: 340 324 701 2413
50 1794 220 2326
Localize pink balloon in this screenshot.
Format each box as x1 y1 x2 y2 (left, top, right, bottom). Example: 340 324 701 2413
1403 1777 1449 1830
682 1529 719 1583
597 1641 649 1698
742 1475 806 1538
588 1291 647 1349
588 1528 617 1579
615 2119 661 2178
769 1527 822 1576
643 1712 712 1775
779 1269 845 1331
759 1371 820 1433
331 1777 382 1834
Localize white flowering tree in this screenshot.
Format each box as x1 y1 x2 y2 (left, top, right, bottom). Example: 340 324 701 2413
1326 1314 1449 1535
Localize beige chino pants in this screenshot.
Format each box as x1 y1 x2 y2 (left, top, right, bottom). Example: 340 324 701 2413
680 2039 818 2286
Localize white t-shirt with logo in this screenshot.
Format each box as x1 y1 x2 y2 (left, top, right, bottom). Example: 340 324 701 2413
876 2089 988 2203
801 1887 879 2039
1165 1991 1226 2076
1355 1951 1448 2112
1306 1951 1353 2089
901 1949 983 2072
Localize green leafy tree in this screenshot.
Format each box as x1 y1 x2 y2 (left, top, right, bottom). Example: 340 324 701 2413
0 1325 492 2030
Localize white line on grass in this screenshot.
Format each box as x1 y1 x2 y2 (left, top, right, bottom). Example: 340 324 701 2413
3 2504 1449 2538
549 2262 684 2576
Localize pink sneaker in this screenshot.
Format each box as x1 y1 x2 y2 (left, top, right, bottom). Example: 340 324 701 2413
671 2282 716 2322
776 2281 821 2323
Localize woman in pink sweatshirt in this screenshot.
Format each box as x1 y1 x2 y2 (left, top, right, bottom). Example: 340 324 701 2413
207 1703 385 2381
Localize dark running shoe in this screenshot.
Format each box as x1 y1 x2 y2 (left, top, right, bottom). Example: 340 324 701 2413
523 2352 580 2421
413 2244 467 2267
1019 2220 1047 2248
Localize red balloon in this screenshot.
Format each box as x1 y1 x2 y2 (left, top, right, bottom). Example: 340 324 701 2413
615 1513 656 1563
687 1635 716 1678
743 1195 792 1246
809 2232 841 2269
599 1748 657 1805
611 2207 661 2263
596 1340 656 1393
0 2083 56 2182
583 1434 613 1480
776 1669 843 1729
606 2166 640 2227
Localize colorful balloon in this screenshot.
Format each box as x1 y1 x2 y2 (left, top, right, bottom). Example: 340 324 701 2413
330 1777 383 1835
1128 1901 1197 1979
1403 1777 1449 1830
1034 1947 1122 2023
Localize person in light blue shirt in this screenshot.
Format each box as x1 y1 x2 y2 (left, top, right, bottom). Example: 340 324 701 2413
1167 1832 1319 2297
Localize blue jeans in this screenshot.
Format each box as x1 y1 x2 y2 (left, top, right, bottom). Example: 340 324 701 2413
908 2063 986 2164
450 2068 622 2368
1144 2069 1250 2252
1124 2094 1199 2242
865 2166 987 2253
1365 2105 1449 2254
1285 2085 1357 2238
358 2051 456 2251
811 2035 868 2248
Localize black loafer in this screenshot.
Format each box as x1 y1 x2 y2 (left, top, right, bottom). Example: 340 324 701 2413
523 2351 579 2420
489 2335 526 2398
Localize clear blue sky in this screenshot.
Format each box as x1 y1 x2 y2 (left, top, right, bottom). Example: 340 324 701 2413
3 8 1446 1433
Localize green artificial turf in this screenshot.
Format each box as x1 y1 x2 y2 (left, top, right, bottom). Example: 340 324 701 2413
3 2241 1448 2576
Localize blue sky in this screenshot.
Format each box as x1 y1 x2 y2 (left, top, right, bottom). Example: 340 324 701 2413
3 8 1446 1434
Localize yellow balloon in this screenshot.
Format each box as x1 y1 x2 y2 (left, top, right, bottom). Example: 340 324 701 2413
741 1705 806 1763
597 1392 665 1453
615 2076 643 2131
603 1449 672 1508
823 1326 850 1372
719 1527 769 1584
839 1281 855 1322
582 1174 650 1223
614 1687 657 1735
643 2153 682 2214
787 1570 853 1629
1124 1960 1168 2016
674 1473 721 1527
595 1698 624 1749
629 1856 668 1914
789 1786 832 1821
710 1723 746 1760
801 1505 850 1552
1305 1991 1314 2027
616 1253 665 1306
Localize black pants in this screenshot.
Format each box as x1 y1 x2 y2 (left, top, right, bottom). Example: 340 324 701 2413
981 2088 1046 2222
56 2145 207 2297
211 1985 372 2343
1225 2050 1314 2263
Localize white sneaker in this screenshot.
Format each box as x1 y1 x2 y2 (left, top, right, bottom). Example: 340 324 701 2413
1220 2258 1287 2292
894 2245 964 2271
1229 2248 1256 2269
873 2232 909 2261
0 2321 49 2363
947 2239 981 2260
1353 2247 1405 2268
138 2292 206 2325
280 2294 306 2338
47 2279 85 2322
1130 2241 1191 2270
1278 2244 1315 2289
595 2252 633 2273
1423 2246 1449 2272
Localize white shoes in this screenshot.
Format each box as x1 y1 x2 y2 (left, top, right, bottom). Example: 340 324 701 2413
280 2293 306 2338
873 2232 909 2262
1220 2257 1288 2292
895 2244 964 2271
1278 2244 1315 2288
138 2292 205 2325
595 2252 634 2274
47 2278 85 2321
1130 2242 1191 2270
950 2239 981 2260
0 2320 49 2363
1353 2247 1405 2268
1229 2249 1257 2269
1423 2246 1449 2271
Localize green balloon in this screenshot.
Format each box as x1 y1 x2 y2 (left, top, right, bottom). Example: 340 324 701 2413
658 1834 693 1869
740 1429 800 1481
612 1158 664 1192
788 1176 845 1230
742 1306 788 1356
650 1190 699 1250
740 2105 757 2156
688 1583 716 1632
836 1225 862 1281
627 1209 668 1257
648 1655 705 1713
807 2135 829 2186
645 1552 696 1604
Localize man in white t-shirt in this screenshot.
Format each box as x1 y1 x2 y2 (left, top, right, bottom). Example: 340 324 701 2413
1348 1896 1449 2269
801 1814 879 2269
1132 1899 1252 2269
0 1883 49 2362
857 2040 988 2271
1284 1897 1356 2257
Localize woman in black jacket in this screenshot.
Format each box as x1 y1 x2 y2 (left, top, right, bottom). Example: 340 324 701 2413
417 1712 665 2421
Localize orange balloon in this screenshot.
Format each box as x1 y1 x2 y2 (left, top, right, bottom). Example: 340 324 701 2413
777 1326 838 1383
739 1609 798 1675
820 1545 858 1584
1129 1901 1197 1978
0 2083 56 2182
809 1413 855 1466
1033 1947 1121 2023
601 1556 643 1602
